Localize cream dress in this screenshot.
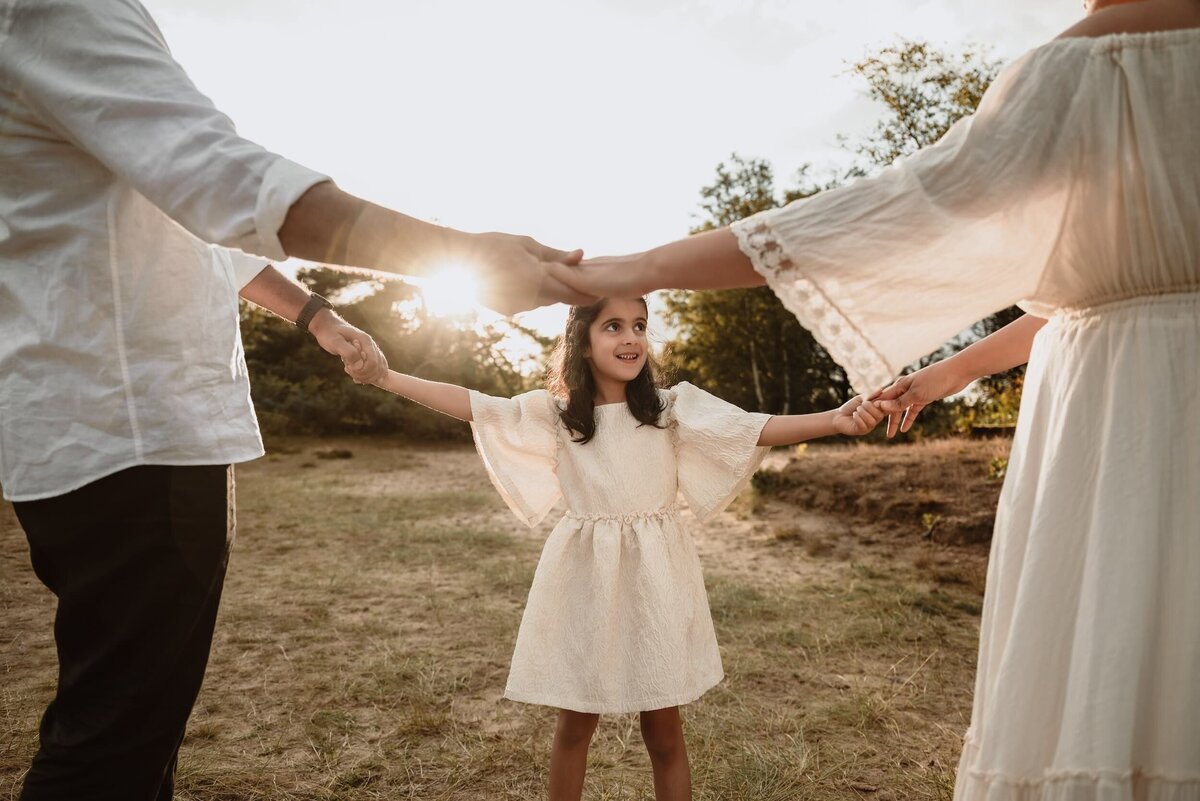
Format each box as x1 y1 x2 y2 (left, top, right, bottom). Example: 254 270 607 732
732 29 1200 801
469 382 769 714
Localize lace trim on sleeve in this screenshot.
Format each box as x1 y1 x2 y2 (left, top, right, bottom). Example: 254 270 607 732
731 216 896 395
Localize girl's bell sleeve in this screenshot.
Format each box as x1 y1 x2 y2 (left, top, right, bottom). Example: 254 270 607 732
670 382 771 523
469 389 562 528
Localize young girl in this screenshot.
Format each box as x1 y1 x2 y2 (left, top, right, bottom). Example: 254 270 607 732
372 296 884 800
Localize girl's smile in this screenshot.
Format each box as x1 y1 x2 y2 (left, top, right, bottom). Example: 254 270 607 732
585 297 650 389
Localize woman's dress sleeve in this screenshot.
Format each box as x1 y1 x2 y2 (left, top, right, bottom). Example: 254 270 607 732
670 382 771 523
469 389 562 528
732 43 1085 394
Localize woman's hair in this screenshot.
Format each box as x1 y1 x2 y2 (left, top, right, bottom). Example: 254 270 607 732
545 297 667 444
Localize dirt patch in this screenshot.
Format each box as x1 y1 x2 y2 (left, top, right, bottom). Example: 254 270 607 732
756 439 1012 547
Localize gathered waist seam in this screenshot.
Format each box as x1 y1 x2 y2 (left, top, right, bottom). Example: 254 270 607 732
1055 286 1200 320
564 505 680 523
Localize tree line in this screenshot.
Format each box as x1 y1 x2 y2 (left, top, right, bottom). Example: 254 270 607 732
243 40 1024 439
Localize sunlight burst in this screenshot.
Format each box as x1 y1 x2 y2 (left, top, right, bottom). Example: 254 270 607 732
418 263 481 318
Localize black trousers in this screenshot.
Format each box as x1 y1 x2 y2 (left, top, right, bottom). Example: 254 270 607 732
13 464 234 801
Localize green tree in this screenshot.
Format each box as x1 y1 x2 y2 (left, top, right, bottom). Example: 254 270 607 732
241 267 537 438
846 40 999 170
663 155 850 415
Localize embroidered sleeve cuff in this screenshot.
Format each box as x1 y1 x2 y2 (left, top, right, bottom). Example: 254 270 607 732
731 213 896 396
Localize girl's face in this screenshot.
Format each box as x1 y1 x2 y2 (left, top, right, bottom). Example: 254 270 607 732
584 297 649 387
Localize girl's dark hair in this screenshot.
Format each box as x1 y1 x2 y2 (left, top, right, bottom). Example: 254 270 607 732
545 297 666 444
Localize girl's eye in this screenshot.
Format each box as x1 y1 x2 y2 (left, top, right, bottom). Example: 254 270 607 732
606 322 620 332
634 323 646 333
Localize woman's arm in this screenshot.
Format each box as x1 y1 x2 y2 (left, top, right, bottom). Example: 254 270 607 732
757 396 885 446
374 370 473 422
872 314 1047 436
550 228 760 299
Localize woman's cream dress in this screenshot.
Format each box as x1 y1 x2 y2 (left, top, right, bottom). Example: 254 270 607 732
469 383 769 714
733 29 1200 801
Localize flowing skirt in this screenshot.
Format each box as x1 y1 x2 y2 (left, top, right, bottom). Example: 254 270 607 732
954 293 1200 801
503 508 724 714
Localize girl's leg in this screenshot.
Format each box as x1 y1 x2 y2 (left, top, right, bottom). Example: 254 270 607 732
548 709 599 801
639 706 692 801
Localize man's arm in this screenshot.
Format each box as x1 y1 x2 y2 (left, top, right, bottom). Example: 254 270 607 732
7 2 590 316
278 182 592 315
238 266 387 383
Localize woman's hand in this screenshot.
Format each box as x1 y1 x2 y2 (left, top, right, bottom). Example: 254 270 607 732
551 253 656 300
831 396 886 436
547 229 764 301
871 359 973 438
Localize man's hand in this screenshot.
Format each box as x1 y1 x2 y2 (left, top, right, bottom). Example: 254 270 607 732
309 309 388 384
831 396 886 437
280 183 595 315
466 232 593 315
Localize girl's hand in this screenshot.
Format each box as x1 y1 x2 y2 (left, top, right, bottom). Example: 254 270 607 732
832 396 886 436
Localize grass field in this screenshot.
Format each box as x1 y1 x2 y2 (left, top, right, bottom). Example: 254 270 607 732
0 438 1009 800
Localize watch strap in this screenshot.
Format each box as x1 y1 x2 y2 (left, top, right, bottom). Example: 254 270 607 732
295 293 333 332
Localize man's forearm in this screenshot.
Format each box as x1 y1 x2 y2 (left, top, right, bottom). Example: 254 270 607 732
238 264 317 322
277 182 459 278
237 263 345 339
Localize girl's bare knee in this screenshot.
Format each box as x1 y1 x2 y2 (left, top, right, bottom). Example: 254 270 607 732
555 710 600 749
639 708 684 761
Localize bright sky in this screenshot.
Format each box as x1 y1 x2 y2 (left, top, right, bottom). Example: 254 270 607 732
145 0 1079 343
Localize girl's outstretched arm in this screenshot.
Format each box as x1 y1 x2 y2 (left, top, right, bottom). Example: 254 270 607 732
374 370 473 422
757 397 885 446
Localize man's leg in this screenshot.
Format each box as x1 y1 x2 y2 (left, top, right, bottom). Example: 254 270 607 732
14 464 234 801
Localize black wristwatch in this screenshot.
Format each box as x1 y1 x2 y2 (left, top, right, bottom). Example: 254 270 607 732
295 293 334 332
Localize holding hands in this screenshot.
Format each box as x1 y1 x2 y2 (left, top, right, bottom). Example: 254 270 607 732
832 395 887 437
871 360 972 438
308 308 390 385
870 315 1045 437
464 232 593 315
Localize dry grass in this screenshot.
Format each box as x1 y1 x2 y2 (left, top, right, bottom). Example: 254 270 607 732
755 439 1013 548
0 438 1000 800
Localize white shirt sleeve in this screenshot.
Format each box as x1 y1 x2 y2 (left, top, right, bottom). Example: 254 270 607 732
222 249 271 290
2 0 329 261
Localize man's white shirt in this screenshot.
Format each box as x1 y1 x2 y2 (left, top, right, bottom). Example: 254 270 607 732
0 0 330 500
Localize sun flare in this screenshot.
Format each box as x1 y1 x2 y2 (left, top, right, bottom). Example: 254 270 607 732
418 263 481 318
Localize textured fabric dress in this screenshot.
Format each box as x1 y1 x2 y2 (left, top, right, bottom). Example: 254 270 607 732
468 382 769 714
731 29 1200 801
